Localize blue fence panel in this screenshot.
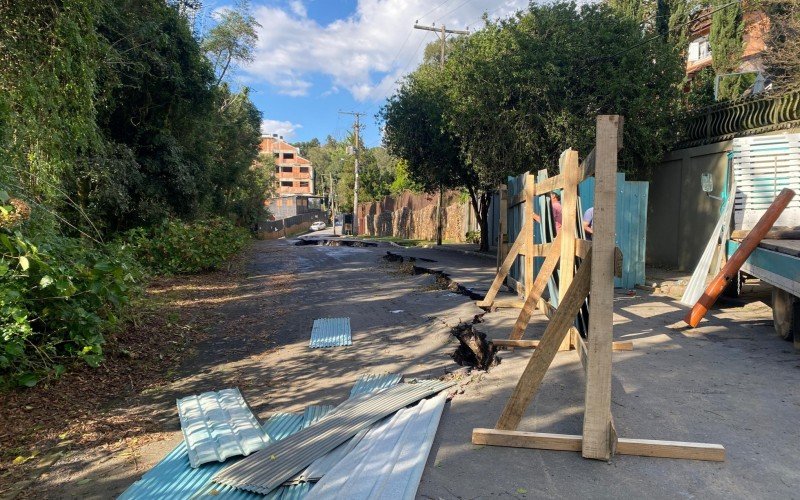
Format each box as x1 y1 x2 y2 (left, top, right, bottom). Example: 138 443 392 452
505 171 648 291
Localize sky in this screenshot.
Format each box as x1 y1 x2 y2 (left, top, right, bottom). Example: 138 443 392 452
202 0 597 147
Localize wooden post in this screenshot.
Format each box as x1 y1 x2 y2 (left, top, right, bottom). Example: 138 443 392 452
524 172 536 297
497 184 509 271
558 149 580 350
581 115 622 460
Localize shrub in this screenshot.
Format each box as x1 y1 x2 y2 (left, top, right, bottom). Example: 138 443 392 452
0 198 144 387
465 230 481 245
125 218 250 274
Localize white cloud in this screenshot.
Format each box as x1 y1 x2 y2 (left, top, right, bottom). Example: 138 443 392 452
289 0 307 17
261 118 303 139
244 0 546 102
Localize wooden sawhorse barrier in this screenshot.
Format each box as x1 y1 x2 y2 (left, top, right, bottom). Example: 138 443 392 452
473 115 724 462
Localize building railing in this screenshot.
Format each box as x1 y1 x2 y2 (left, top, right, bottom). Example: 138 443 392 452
677 90 800 147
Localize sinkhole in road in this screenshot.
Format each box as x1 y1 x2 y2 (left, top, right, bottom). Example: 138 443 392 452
294 238 381 247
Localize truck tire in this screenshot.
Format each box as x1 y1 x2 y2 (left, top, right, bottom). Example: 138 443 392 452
772 287 798 342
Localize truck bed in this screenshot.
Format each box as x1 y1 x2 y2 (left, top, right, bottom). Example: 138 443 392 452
758 239 800 257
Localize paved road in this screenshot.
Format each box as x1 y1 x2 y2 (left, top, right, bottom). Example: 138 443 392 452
41 237 800 498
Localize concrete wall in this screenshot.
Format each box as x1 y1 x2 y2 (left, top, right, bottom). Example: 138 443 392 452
647 141 731 271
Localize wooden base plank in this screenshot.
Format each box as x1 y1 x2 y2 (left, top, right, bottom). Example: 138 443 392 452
472 429 725 462
492 299 524 309
473 429 582 452
616 438 725 462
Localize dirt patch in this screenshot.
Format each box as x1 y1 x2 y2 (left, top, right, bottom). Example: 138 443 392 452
0 245 288 496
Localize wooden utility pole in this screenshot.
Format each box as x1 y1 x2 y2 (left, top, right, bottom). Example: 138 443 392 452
339 110 365 235
413 22 468 245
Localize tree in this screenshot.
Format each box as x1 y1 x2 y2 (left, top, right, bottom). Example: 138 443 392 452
709 0 746 100
201 1 260 86
763 0 800 92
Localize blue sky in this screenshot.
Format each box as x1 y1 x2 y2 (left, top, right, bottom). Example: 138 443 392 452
202 0 596 147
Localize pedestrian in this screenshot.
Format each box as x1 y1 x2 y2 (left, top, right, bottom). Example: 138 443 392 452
550 192 562 233
583 207 594 240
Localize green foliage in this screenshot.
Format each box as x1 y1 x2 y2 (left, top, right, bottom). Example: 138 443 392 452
125 218 250 274
710 0 745 100
201 1 261 85
465 230 481 245
390 160 423 195
687 67 717 109
0 197 143 387
763 0 800 92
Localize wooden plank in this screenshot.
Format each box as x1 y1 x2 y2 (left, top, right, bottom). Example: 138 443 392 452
493 299 524 309
473 429 582 452
477 218 532 307
534 174 565 195
558 149 580 351
496 250 593 430
582 115 622 461
509 232 563 340
524 172 536 299
575 239 591 259
497 184 509 271
616 438 725 462
473 430 724 462
731 228 800 240
492 339 540 348
509 193 526 207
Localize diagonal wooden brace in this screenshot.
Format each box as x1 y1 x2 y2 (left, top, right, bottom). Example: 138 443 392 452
509 232 563 340
496 249 593 430
477 218 533 308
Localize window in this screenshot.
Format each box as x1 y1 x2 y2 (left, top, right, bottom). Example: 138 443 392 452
275 166 280 172
281 166 293 173
299 181 309 187
687 37 711 62
299 166 309 173
284 152 294 159
281 181 293 187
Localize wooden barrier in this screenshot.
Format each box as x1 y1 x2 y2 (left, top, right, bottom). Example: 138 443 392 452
473 115 725 462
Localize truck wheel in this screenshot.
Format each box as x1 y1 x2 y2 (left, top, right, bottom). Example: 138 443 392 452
772 287 797 342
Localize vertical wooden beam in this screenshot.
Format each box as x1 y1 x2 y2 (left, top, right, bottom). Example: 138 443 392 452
558 149 580 350
524 172 536 297
582 115 623 460
499 184 509 267
496 250 593 431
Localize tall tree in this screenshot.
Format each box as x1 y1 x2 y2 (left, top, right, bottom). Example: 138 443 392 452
762 0 800 92
201 1 260 86
709 0 746 100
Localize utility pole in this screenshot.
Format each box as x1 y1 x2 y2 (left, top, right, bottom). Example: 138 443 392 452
339 110 365 235
413 22 469 245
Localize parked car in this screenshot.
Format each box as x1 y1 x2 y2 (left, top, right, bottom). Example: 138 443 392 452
310 221 326 231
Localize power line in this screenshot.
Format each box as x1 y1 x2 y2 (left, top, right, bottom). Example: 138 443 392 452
435 0 476 23
417 0 457 23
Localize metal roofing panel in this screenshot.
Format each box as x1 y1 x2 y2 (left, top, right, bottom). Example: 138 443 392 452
212 380 455 495
349 373 402 397
177 388 270 468
119 413 304 499
305 393 447 500
309 317 352 348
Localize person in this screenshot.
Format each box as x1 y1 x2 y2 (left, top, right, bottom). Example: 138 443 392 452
550 192 562 233
583 207 594 240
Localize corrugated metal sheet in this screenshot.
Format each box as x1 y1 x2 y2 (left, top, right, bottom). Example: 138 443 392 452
733 134 800 230
119 412 304 499
309 317 352 348
306 393 447 500
213 380 455 495
301 405 335 428
349 373 402 397
177 388 270 468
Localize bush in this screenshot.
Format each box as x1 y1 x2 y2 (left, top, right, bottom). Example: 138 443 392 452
1 198 144 387
465 230 481 245
125 218 250 274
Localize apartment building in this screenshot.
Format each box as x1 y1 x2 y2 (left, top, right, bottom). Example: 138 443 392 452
259 134 314 195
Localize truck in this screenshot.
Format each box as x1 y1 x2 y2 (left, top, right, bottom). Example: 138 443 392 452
723 133 800 349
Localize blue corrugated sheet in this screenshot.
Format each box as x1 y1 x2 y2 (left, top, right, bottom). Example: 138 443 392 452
120 374 401 499
309 318 352 348
119 412 304 499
